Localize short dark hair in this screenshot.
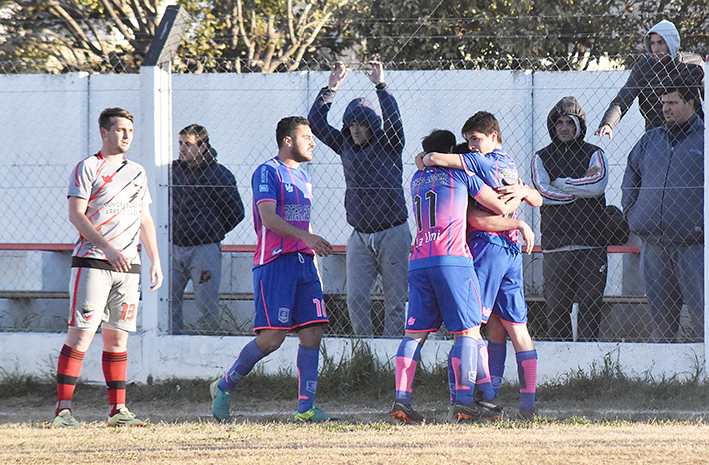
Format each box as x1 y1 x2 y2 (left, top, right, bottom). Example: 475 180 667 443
179 124 209 146
452 142 470 154
461 111 502 145
99 107 133 131
422 129 457 153
663 85 700 109
276 116 310 149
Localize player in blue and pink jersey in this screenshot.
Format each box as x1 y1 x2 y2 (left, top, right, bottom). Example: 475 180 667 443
419 112 543 420
391 129 521 424
210 117 338 423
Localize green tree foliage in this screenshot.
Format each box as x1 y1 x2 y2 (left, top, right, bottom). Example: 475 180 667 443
340 0 709 70
175 0 349 73
0 0 161 73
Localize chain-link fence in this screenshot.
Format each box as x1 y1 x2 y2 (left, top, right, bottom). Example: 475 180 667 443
0 56 704 343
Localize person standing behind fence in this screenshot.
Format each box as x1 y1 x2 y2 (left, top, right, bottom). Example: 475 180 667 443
170 124 244 334
308 61 410 338
531 96 609 342
53 107 163 428
210 116 339 423
621 84 704 343
595 19 704 139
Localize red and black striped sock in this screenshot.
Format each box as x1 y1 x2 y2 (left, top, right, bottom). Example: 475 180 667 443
102 351 128 416
56 345 85 416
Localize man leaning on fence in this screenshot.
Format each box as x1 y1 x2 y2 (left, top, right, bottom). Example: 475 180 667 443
308 61 411 337
595 19 704 139
54 107 163 428
621 83 704 343
531 96 609 342
170 124 244 334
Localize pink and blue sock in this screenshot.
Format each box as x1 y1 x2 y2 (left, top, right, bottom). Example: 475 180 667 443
450 336 477 405
297 345 320 414
487 341 507 397
475 339 495 400
516 349 537 411
447 350 456 405
395 337 422 404
219 339 266 392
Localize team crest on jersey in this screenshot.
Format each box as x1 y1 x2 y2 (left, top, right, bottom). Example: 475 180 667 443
278 307 291 323
81 305 95 320
499 168 518 181
284 183 294 193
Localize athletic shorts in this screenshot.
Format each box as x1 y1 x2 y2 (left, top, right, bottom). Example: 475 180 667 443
68 267 141 332
470 239 527 325
253 253 328 332
406 265 482 334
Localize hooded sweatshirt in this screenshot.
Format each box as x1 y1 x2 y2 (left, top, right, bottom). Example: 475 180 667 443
532 96 609 250
171 145 245 247
308 84 408 233
621 113 704 245
598 20 704 132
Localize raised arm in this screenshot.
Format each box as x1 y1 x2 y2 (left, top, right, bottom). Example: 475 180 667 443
307 62 347 153
370 61 405 153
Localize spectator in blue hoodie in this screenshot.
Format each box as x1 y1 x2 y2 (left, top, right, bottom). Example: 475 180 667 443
171 124 244 334
596 19 704 139
308 61 410 337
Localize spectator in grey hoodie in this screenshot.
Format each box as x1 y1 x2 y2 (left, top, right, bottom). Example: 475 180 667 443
596 19 704 139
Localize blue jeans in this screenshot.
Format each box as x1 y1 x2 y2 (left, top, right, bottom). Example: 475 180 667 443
641 241 704 343
170 243 222 334
346 223 411 337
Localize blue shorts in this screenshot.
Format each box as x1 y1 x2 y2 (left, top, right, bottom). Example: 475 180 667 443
407 265 482 334
253 253 328 332
470 239 527 325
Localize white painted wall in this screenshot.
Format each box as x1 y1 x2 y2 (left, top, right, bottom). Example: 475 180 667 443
0 332 702 385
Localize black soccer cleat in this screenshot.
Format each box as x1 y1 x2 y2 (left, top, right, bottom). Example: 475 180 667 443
391 400 424 424
452 400 504 421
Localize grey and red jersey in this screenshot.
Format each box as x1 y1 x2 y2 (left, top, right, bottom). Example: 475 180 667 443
68 152 151 264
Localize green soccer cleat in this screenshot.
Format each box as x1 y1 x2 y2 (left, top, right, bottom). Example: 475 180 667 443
294 407 339 423
107 407 146 427
53 409 81 428
210 379 231 422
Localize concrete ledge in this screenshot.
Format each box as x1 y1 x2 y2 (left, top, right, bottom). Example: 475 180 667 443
1 332 703 385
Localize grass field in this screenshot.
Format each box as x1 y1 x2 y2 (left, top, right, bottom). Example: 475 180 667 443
3 419 709 464
3 350 709 463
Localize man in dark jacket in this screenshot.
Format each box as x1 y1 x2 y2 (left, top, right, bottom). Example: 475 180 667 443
171 124 244 334
532 97 609 341
308 61 410 337
596 19 704 139
622 85 704 343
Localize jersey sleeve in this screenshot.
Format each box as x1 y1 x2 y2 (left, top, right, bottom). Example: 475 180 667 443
67 159 93 199
252 163 278 206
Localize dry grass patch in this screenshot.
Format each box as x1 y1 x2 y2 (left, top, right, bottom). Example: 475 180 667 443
2 421 709 464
